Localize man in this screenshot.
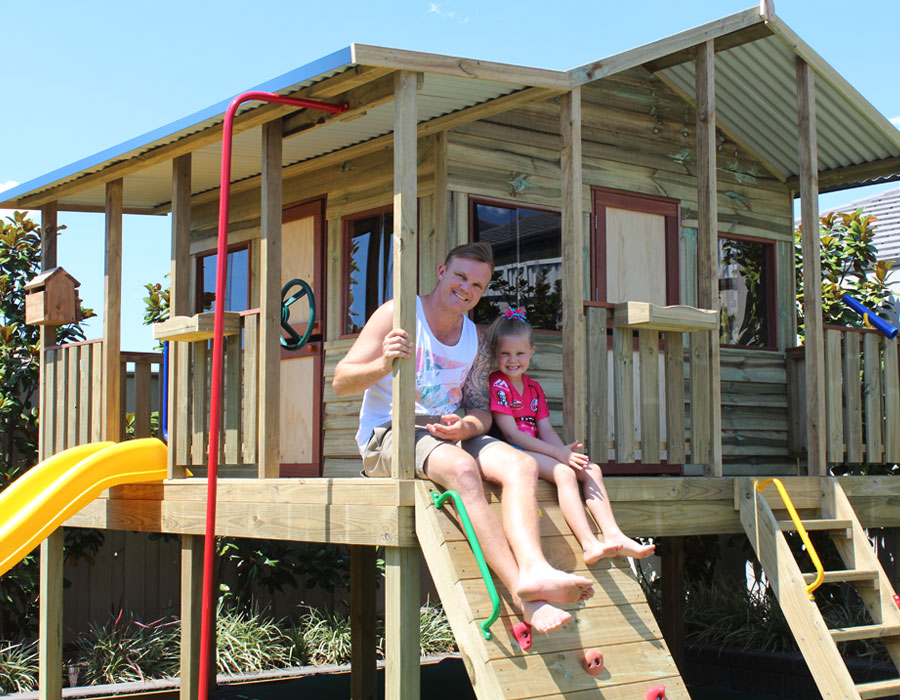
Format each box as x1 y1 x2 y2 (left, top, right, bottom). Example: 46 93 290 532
333 242 592 633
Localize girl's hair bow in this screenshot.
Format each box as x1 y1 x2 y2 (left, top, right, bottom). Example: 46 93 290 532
503 307 528 322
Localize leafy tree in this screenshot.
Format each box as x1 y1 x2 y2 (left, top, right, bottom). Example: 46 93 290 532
0 211 96 640
795 208 894 340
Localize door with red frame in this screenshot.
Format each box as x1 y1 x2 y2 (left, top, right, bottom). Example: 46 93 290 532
279 200 325 476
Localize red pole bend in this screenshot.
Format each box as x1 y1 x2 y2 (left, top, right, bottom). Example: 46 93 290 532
198 91 347 700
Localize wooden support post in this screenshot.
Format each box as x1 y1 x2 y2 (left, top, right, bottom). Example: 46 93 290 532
796 58 826 476
258 119 283 478
169 154 191 478
38 203 58 461
39 529 63 700
350 545 378 700
561 88 586 443
660 536 686 671
180 534 204 700
695 40 723 477
422 130 448 293
102 179 123 442
387 70 420 700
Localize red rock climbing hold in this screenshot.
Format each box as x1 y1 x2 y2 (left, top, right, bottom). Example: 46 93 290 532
511 621 532 650
646 683 666 700
581 648 604 675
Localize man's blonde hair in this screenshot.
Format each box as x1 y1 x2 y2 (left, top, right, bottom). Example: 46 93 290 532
444 242 494 273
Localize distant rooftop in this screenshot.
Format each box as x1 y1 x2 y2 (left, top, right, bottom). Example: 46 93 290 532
826 187 900 265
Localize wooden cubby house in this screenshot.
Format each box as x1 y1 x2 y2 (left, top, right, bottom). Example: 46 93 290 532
4 3 900 699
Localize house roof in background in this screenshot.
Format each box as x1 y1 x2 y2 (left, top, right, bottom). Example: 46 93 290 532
826 187 900 265
2 4 898 215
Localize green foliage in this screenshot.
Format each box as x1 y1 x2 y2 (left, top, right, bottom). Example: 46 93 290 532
72 612 180 685
0 212 96 641
418 601 457 656
293 605 356 666
796 208 894 340
0 640 38 693
216 603 295 675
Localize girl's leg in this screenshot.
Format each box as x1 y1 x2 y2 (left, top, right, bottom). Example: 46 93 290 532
578 463 655 559
530 451 622 565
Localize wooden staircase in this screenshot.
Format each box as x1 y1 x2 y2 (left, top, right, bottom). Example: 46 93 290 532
737 477 900 700
415 480 689 700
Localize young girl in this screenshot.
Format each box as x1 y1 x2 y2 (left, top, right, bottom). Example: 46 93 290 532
488 308 655 565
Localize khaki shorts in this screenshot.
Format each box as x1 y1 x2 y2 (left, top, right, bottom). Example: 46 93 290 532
361 416 502 478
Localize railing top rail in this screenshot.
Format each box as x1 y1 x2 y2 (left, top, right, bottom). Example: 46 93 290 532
45 338 103 352
120 351 164 364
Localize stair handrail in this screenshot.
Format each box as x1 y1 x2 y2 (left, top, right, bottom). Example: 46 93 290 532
431 489 500 640
755 478 825 599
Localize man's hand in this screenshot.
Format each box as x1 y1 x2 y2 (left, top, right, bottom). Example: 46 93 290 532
557 441 591 470
426 414 468 442
381 328 413 372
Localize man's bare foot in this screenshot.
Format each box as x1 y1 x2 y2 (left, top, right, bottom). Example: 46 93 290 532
517 562 595 604
522 600 571 633
603 533 656 559
582 538 623 565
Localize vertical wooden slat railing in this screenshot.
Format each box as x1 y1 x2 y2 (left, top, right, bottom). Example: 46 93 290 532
585 302 717 474
167 310 260 473
119 352 163 440
787 326 900 466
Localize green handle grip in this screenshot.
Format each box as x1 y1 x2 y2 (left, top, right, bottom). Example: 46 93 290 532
431 489 500 640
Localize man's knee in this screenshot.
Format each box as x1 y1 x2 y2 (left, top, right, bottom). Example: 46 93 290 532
428 449 483 496
505 450 539 482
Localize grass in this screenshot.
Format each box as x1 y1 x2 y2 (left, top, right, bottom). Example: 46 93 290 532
0 640 38 694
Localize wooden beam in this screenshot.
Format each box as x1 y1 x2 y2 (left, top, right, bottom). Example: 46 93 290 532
38 203 59 461
258 119 283 478
569 7 764 84
423 130 448 293
387 70 420 700
179 534 204 700
169 155 191 479
40 202 58 270
102 179 123 442
695 41 723 477
643 23 772 74
391 71 418 481
788 156 900 193
351 44 569 89
38 529 63 700
796 58 826 476
350 546 378 700
660 536 685 670
560 88 586 443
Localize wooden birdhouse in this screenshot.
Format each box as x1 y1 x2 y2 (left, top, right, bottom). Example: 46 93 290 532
24 267 82 325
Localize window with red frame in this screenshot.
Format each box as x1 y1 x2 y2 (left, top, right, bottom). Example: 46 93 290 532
718 234 776 348
343 209 394 335
195 244 250 313
470 198 562 331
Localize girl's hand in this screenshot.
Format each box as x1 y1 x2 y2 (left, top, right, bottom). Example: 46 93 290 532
559 442 590 469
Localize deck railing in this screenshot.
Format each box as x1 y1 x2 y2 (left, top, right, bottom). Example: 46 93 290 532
167 310 260 472
786 325 900 465
41 341 164 454
585 302 718 474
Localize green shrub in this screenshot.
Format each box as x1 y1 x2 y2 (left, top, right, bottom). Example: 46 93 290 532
72 613 180 685
0 640 38 693
294 605 356 666
216 604 295 675
419 602 456 656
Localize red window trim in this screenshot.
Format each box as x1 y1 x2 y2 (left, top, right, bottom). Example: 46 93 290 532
194 241 252 314
717 231 778 350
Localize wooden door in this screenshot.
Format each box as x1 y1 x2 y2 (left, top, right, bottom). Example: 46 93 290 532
279 200 324 476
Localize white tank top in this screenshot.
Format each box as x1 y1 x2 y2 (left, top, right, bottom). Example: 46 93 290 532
355 296 479 453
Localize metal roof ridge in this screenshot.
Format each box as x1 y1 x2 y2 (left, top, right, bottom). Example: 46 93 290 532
1 46 354 209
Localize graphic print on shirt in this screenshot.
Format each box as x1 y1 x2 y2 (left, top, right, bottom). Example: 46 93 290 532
416 346 470 414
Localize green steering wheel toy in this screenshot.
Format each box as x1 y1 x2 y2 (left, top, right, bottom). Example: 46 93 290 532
280 278 316 351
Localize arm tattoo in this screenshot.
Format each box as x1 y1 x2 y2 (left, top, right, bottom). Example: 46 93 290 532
462 332 491 412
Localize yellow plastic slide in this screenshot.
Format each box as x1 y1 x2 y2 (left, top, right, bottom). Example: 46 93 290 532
0 438 168 577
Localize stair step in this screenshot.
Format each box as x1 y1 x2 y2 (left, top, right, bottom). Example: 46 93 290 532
778 518 852 533
831 624 900 643
802 569 879 586
856 678 900 699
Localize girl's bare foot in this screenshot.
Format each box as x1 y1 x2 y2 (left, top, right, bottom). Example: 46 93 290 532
582 538 623 565
603 533 655 559
522 600 571 633
517 562 595 604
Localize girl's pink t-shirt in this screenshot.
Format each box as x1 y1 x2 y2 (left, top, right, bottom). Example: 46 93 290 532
489 370 550 437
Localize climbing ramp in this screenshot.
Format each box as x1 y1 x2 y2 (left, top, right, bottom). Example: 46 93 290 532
738 477 900 700
415 481 690 700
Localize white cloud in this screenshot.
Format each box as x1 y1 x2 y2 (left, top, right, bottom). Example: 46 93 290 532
426 3 469 23
0 181 38 222
891 115 900 129
0 180 18 193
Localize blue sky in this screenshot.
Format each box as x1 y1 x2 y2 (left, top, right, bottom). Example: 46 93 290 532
1 0 898 350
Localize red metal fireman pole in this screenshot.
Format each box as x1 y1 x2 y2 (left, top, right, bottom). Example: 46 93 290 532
199 91 347 699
